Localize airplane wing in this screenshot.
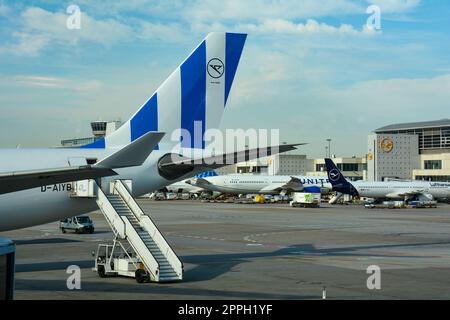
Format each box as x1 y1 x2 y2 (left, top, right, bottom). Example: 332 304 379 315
260 176 304 193
0 166 117 195
0 131 165 195
95 132 164 169
158 143 305 180
386 189 425 198
187 177 211 188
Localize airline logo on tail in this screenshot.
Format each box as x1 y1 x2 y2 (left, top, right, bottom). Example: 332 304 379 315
325 158 359 196
207 58 224 78
329 169 341 182
81 32 247 150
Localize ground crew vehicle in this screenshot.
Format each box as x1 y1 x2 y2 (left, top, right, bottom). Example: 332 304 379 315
92 241 150 283
60 215 94 234
290 192 321 208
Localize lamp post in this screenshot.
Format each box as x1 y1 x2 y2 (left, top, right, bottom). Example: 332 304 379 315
326 139 332 158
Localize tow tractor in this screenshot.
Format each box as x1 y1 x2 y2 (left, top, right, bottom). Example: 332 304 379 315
92 239 150 283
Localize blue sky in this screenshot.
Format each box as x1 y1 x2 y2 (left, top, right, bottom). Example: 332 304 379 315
1 0 449 158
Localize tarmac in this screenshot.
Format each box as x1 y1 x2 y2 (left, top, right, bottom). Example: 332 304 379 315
2 200 450 299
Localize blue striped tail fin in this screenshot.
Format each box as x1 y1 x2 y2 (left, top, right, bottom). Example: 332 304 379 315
82 32 247 150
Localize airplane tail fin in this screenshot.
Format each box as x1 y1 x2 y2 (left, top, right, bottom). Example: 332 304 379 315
82 32 247 150
324 158 358 196
195 171 218 178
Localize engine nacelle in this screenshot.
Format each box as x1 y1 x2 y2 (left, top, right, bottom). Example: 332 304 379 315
157 153 195 181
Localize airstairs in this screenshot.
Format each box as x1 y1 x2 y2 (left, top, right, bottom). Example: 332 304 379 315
328 192 344 204
95 180 183 282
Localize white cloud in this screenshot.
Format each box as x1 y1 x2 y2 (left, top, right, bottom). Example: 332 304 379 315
185 0 363 22
366 0 421 13
1 6 133 56
138 21 187 43
21 7 133 45
14 75 68 88
0 3 10 16
332 74 450 117
236 19 378 36
2 75 103 91
0 32 49 56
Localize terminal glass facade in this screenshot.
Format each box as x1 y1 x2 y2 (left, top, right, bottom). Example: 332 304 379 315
424 160 442 170
373 120 450 182
91 121 107 132
377 126 450 151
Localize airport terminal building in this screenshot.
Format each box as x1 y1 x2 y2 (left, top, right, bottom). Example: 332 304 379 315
368 119 450 181
307 157 367 181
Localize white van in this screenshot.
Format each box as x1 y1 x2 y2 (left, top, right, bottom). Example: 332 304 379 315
60 215 94 234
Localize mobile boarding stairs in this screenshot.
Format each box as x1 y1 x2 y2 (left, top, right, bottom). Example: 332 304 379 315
72 179 183 283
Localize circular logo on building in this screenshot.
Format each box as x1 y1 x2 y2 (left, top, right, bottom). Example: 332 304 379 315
329 169 341 182
379 137 394 153
368 152 373 161
207 58 224 79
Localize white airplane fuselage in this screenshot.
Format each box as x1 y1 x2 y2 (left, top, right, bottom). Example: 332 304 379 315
166 180 204 194
352 181 450 199
196 175 331 195
0 148 198 231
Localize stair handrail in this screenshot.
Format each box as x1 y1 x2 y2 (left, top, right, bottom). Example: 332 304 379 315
121 216 160 281
113 180 183 279
96 186 125 238
140 217 183 278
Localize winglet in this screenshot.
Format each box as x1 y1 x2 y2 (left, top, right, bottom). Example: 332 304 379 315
95 132 165 169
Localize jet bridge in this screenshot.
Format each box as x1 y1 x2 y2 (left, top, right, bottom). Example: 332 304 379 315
80 179 183 282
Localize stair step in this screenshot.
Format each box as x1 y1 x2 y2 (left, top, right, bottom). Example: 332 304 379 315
160 270 177 274
159 274 178 278
159 278 180 282
160 273 177 277
160 266 173 270
102 187 183 282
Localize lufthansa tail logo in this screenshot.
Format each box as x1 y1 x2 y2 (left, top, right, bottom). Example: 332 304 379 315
207 58 224 78
329 169 341 182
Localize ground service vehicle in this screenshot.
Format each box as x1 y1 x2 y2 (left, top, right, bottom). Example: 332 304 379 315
92 241 150 283
60 215 94 234
290 192 321 208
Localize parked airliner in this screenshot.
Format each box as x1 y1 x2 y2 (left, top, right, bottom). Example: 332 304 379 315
0 32 300 231
325 158 450 201
187 174 331 195
164 171 217 194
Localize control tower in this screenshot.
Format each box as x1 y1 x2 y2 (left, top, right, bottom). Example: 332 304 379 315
91 120 121 138
61 120 122 147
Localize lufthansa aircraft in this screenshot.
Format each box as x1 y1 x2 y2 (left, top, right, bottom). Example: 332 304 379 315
0 33 299 231
187 174 331 195
325 158 450 201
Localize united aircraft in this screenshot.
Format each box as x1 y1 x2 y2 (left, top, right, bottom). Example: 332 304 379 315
187 174 331 195
0 32 300 231
325 158 450 201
